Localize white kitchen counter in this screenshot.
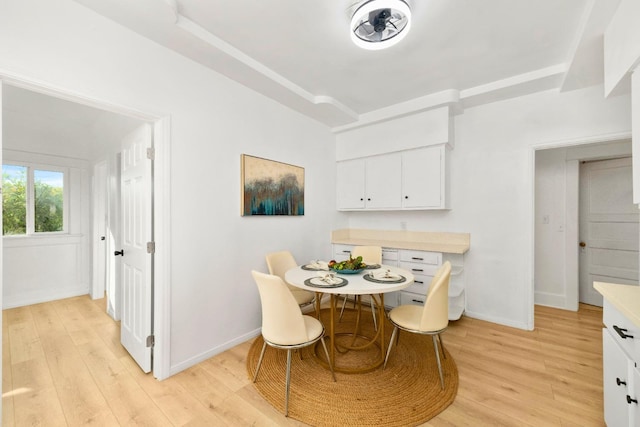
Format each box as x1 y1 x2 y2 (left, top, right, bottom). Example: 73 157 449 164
594 281 640 328
331 228 470 254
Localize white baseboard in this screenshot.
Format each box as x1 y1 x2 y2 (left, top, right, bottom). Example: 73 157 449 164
534 291 573 310
168 328 262 378
3 286 89 309
463 309 531 331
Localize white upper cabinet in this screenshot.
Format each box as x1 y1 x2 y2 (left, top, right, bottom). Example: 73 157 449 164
336 158 366 209
336 145 449 211
402 146 445 209
365 152 402 209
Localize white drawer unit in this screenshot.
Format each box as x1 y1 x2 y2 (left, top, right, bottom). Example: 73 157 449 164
333 244 354 262
602 298 640 426
397 250 465 320
398 261 437 295
381 249 399 308
331 245 466 318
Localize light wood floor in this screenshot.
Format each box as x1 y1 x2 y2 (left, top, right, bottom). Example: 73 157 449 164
2 296 604 426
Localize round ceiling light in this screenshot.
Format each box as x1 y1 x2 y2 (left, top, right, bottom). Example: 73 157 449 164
350 0 412 51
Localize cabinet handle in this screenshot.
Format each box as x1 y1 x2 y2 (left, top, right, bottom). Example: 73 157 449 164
411 299 424 304
114 249 124 256
412 268 424 272
414 280 424 284
411 257 424 261
617 377 627 386
627 395 638 405
342 250 351 254
367 198 371 201
405 196 408 199
613 325 634 339
360 198 363 201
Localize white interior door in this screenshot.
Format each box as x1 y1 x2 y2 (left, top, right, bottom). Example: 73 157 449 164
119 124 153 373
579 157 639 306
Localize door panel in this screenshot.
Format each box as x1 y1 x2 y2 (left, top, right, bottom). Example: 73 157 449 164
579 157 639 306
120 124 153 373
366 153 402 209
336 159 365 209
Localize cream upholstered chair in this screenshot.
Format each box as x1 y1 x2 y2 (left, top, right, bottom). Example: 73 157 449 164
383 261 452 389
251 271 336 416
265 250 316 314
339 246 382 328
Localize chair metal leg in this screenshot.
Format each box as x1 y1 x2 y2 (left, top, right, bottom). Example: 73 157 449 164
253 341 268 382
370 298 377 331
438 333 446 359
285 349 292 416
339 295 347 321
319 337 337 382
383 326 399 369
432 335 444 390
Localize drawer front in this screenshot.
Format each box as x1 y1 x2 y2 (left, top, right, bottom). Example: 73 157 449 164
603 329 632 427
603 300 640 362
399 291 426 307
333 244 353 261
381 248 398 261
404 273 432 294
399 261 437 294
399 250 442 265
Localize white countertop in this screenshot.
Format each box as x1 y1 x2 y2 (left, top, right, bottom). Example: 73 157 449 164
594 281 640 328
331 229 470 254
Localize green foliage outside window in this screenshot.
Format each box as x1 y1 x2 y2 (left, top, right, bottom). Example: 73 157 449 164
34 170 64 232
2 165 64 235
2 166 27 235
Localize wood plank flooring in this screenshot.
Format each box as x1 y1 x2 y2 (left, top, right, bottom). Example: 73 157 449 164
2 296 604 426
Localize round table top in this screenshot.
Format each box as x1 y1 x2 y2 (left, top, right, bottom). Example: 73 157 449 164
285 264 414 295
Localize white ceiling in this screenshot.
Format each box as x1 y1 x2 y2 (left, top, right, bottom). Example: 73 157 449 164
3 84 144 161
69 0 622 130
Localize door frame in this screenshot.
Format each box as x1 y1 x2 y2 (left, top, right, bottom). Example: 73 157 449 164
0 74 172 380
530 131 632 325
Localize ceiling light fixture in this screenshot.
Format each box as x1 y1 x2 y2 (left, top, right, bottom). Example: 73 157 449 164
350 0 412 51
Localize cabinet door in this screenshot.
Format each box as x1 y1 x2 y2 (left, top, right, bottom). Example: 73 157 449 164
365 153 402 209
604 329 631 427
632 366 640 427
336 159 365 209
402 146 442 208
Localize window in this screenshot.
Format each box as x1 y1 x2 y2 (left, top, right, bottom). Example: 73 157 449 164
2 163 67 235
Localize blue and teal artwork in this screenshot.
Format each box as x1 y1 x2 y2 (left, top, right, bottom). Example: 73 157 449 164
241 155 304 216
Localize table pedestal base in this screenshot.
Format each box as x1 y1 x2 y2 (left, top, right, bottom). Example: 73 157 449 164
314 294 387 374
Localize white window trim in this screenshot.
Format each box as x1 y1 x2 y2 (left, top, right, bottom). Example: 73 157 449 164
2 161 69 237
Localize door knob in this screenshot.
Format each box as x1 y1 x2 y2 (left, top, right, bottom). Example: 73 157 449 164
579 242 586 247
114 249 124 256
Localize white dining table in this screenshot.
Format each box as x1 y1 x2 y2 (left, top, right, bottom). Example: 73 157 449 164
285 264 414 373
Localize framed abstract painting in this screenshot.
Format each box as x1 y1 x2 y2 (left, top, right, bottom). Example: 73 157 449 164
241 154 305 216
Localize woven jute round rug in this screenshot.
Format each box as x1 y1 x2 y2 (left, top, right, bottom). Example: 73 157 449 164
246 307 458 426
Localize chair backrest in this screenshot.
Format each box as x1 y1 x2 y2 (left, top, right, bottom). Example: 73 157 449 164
265 250 298 280
350 246 382 264
419 261 452 332
251 270 309 345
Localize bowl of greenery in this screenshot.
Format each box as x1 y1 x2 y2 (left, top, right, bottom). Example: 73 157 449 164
328 255 367 274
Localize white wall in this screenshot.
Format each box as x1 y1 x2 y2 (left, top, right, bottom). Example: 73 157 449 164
534 140 632 311
0 0 337 374
604 0 640 96
2 149 91 307
338 86 631 329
